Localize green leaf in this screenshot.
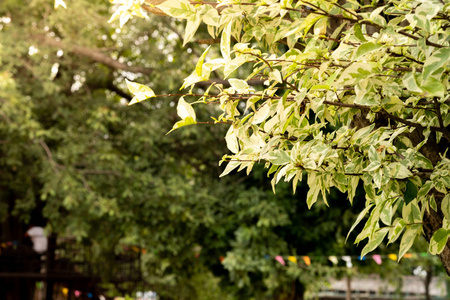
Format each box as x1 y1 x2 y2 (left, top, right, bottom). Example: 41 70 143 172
429 229 450 255
195 46 211 76
202 6 219 27
299 14 325 35
221 22 232 60
306 172 321 209
177 97 196 121
184 14 202 46
354 42 382 60
156 0 194 19
204 58 226 71
361 228 389 257
229 79 249 92
363 161 381 172
442 194 450 220
430 195 438 212
388 218 406 244
368 145 379 163
219 160 241 177
390 163 413 179
444 218 450 230
398 224 421 260
263 150 291 165
225 126 239 154
346 204 374 242
167 117 197 134
252 104 270 124
351 124 375 144
421 77 445 98
336 63 375 86
354 24 366 42
380 200 394 226
422 48 450 79
404 179 418 205
402 72 423 93
402 200 421 223
223 55 247 78
418 181 433 198
125 79 156 105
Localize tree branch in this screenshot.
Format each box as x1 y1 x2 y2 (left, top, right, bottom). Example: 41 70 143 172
80 169 122 176
32 34 153 75
433 99 450 141
195 78 265 89
38 139 62 173
107 82 132 100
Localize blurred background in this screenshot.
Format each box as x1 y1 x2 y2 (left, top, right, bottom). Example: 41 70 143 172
0 0 448 299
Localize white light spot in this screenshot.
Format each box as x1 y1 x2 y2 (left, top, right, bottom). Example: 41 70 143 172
0 17 11 24
71 81 82 92
28 45 39 56
56 50 63 57
120 98 128 106
50 63 59 79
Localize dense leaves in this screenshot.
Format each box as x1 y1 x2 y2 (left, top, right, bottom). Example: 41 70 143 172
0 1 368 298
112 0 450 274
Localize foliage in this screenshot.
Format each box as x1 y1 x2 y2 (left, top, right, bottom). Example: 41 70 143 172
111 0 450 273
0 0 235 297
0 1 366 298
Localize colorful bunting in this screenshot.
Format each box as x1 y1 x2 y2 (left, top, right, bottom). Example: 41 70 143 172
372 255 382 265
302 256 311 266
275 255 285 265
342 256 353 268
74 290 81 298
62 288 68 296
288 256 297 264
358 256 366 260
388 254 398 261
328 256 338 265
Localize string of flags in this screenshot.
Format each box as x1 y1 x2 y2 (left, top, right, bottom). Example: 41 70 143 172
34 282 94 299
61 287 94 298
1 240 435 270
264 253 431 268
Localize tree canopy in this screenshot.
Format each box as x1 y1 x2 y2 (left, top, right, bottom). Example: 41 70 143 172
0 0 376 298
110 0 450 275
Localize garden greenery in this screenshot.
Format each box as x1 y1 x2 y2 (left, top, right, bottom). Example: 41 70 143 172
109 0 450 273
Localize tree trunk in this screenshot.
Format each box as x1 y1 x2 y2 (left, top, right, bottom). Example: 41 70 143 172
346 276 351 300
423 208 450 276
406 126 450 276
424 264 432 300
